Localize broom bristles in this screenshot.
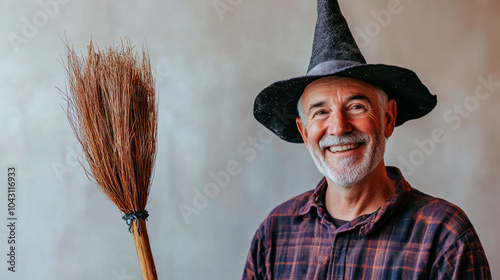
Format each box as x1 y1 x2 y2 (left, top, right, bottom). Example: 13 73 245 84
62 39 157 213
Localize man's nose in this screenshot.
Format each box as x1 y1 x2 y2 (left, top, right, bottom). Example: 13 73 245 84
326 110 352 136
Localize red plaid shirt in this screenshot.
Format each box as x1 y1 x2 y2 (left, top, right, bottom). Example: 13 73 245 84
243 167 491 279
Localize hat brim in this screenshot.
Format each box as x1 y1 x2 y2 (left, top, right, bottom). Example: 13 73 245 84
253 64 437 143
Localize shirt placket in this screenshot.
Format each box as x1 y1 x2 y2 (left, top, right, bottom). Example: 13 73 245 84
327 230 351 280
316 208 353 280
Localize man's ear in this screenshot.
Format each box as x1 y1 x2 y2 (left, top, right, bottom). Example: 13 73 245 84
296 118 310 148
384 99 397 138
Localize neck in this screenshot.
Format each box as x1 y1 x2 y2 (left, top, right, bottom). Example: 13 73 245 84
324 163 396 221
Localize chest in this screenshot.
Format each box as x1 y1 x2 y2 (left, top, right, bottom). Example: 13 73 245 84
267 220 435 280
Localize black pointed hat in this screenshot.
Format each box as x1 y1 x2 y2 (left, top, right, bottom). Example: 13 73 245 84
253 0 437 143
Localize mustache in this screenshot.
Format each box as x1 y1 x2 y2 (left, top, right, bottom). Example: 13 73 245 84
319 131 370 150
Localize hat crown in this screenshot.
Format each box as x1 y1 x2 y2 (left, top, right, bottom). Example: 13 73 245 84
308 0 366 73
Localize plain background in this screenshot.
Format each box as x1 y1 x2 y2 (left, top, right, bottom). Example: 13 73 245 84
0 0 499 279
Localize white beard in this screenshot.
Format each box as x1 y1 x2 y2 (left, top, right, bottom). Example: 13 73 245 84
308 128 386 187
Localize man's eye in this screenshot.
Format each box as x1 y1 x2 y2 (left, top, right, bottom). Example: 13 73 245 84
314 110 327 116
350 104 366 111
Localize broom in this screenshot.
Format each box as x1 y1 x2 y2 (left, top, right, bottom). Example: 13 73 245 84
61 39 158 280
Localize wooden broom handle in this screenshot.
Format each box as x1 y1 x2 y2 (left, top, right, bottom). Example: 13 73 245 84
132 219 158 280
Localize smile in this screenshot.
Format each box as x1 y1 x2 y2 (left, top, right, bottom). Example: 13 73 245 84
328 143 362 153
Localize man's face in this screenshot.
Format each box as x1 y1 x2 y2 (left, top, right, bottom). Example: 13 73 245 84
296 77 396 187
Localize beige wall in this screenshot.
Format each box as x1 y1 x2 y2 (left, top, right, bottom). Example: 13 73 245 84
0 0 498 279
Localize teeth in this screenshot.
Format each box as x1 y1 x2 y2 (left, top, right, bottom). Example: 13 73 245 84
328 143 360 153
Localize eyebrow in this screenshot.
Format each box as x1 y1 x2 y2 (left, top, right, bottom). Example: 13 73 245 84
307 101 326 115
306 94 373 115
347 94 372 106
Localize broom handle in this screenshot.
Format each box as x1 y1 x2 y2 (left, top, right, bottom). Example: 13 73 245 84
132 220 158 280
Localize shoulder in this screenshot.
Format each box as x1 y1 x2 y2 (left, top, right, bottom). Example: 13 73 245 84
407 190 493 278
268 189 314 217
408 188 472 230
255 189 315 236
389 167 473 235
405 188 477 248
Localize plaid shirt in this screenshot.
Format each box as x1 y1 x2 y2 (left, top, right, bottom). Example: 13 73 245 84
243 167 491 279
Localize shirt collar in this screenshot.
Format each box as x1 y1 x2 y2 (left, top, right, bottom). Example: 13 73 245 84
356 167 411 236
293 166 412 236
294 177 328 217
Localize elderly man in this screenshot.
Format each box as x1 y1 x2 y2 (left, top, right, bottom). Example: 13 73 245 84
243 0 491 279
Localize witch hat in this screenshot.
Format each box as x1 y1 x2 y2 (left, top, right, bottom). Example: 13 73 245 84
253 0 437 143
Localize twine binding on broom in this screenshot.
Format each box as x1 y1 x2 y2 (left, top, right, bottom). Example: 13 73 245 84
123 210 149 236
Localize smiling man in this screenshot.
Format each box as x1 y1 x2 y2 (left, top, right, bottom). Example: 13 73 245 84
242 0 491 279
296 77 397 223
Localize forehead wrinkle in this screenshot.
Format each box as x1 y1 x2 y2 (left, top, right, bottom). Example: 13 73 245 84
304 76 377 96
304 85 375 109
301 77 381 118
